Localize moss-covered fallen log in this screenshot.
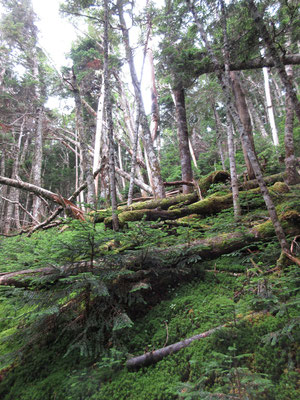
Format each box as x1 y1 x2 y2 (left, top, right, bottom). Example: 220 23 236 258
95 171 230 222
241 172 285 190
104 182 292 228
1 210 299 290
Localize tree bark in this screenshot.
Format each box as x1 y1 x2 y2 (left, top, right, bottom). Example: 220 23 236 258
262 66 279 145
284 64 300 184
230 71 256 180
226 115 241 220
172 87 193 193
104 1 119 231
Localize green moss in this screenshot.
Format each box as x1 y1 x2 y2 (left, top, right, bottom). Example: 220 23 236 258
272 182 290 194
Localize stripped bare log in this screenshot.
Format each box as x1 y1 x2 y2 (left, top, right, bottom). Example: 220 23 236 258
0 176 84 220
127 324 226 369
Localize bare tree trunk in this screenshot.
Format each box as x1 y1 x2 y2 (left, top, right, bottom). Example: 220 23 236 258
172 87 193 193
284 64 300 184
248 0 300 124
230 71 256 180
213 104 227 170
188 0 289 252
127 105 140 206
117 0 165 199
227 115 241 220
71 71 95 208
262 66 279 146
245 91 268 138
93 76 105 196
104 1 119 230
31 108 43 221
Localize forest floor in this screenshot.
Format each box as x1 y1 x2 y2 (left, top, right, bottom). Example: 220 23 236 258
0 176 299 400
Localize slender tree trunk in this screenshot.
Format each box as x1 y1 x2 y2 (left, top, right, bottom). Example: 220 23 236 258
71 71 95 208
127 105 140 205
31 107 43 221
93 76 104 196
118 144 126 189
247 0 300 124
227 115 241 220
172 87 193 193
213 104 227 170
230 71 256 180
245 91 268 138
117 0 165 199
188 0 289 252
104 1 119 230
284 64 300 184
262 66 279 145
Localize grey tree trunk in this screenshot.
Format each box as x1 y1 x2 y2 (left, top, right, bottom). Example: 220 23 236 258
71 71 95 208
104 1 119 230
284 64 300 185
31 107 44 222
117 0 165 199
262 65 279 146
230 71 256 180
127 105 140 206
173 87 193 193
226 115 241 221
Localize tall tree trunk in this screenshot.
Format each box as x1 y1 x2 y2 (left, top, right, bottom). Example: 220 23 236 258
213 104 227 170
127 105 140 206
284 63 300 185
71 71 95 208
172 87 193 193
244 89 268 138
31 107 43 221
226 115 241 220
104 1 119 230
262 66 279 145
230 71 256 180
117 0 165 199
93 76 105 196
248 0 300 124
188 0 289 252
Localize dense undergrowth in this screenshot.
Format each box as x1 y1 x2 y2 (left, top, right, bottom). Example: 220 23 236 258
0 183 299 399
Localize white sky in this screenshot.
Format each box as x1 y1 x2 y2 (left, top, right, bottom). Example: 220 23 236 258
31 0 77 68
30 0 162 113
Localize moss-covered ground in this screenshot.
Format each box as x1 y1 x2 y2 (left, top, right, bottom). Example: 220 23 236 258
0 185 299 400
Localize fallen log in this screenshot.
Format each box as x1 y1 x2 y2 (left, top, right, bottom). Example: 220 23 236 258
241 172 285 190
2 210 298 289
126 323 226 370
0 176 84 220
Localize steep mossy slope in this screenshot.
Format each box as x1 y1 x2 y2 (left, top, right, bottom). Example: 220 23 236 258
0 182 299 400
